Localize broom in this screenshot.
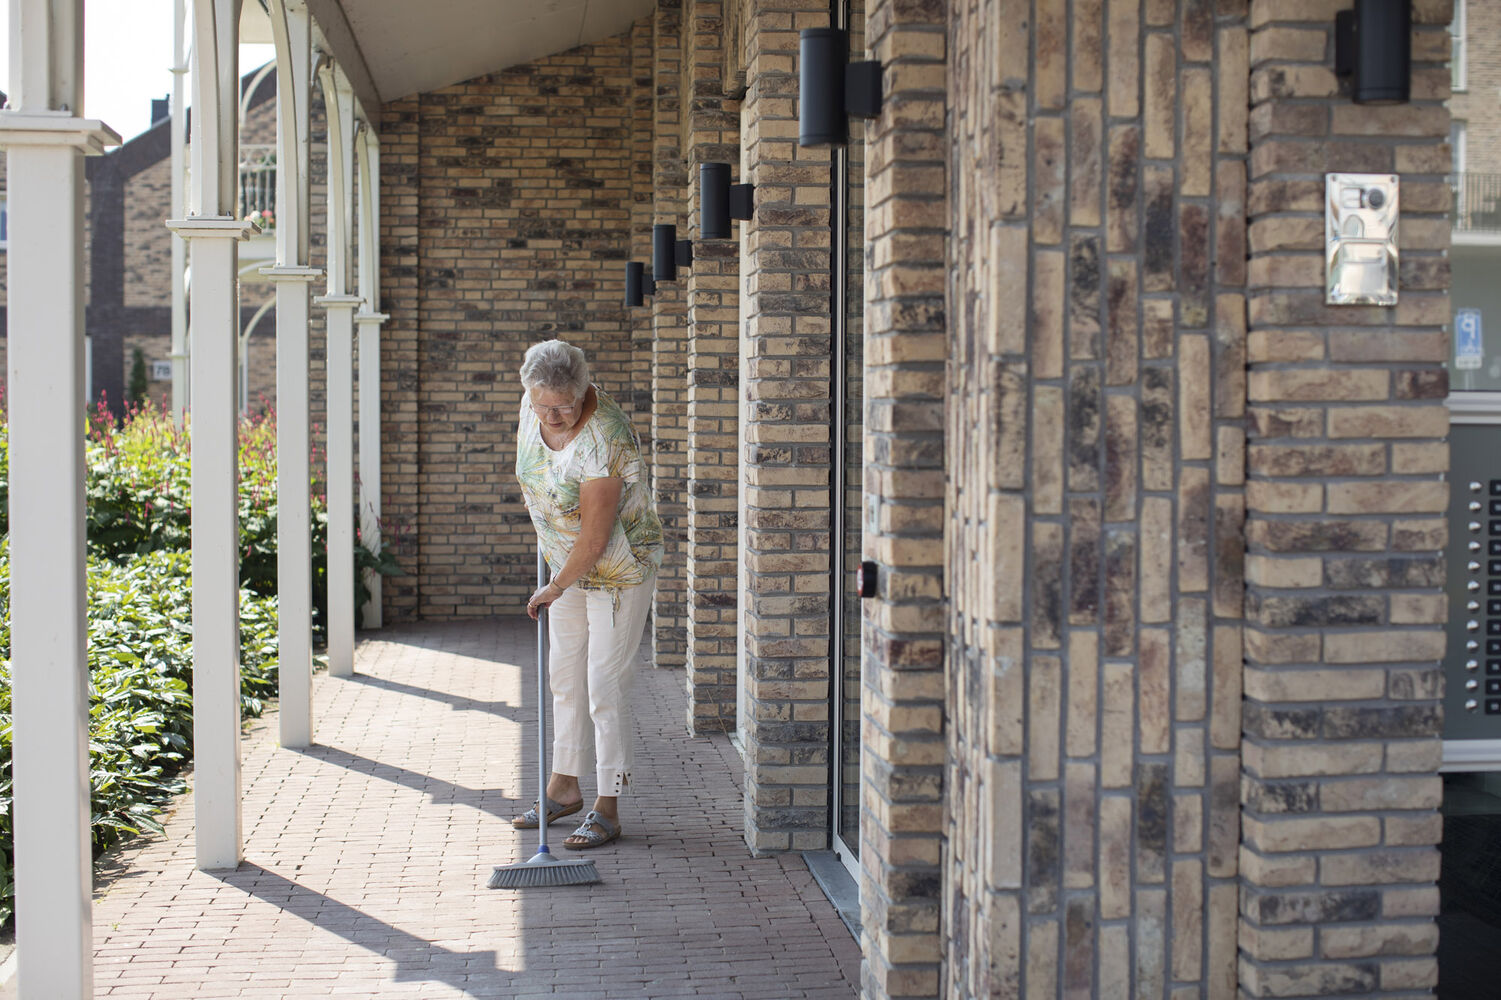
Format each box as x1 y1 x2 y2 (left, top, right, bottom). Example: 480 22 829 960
488 549 601 889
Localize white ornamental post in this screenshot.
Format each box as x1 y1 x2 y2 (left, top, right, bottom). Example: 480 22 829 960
356 124 388 629
315 62 362 676
265 0 321 747
0 0 119 993
166 0 251 871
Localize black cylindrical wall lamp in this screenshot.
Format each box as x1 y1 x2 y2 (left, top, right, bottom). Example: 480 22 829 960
653 223 677 282
1335 0 1411 105
625 261 645 307
625 261 657 307
800 28 846 146
700 162 757 239
701 162 732 239
799 27 883 147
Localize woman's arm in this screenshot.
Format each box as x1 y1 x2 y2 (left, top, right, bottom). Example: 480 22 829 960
526 476 624 618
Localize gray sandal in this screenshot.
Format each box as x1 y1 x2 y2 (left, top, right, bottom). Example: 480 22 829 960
511 795 583 830
563 810 621 849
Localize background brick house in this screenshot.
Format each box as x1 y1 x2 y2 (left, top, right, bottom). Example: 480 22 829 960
0 70 317 419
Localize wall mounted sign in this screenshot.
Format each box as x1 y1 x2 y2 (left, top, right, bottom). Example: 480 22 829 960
1457 309 1484 371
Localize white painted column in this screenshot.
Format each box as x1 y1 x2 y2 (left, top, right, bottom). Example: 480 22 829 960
355 125 388 629
316 62 362 676
170 0 189 426
168 0 248 872
265 0 320 747
0 0 120 993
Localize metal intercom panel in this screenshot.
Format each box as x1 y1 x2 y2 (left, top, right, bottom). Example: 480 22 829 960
1326 172 1399 306
1444 424 1501 740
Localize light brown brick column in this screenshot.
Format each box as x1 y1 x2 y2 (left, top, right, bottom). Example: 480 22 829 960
1239 1 1450 996
861 0 947 996
630 17 656 415
944 0 1249 995
683 0 744 733
652 0 691 670
738 0 836 854
378 96 423 622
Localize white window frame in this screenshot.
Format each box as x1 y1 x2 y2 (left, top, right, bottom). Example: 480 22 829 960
1452 0 1468 93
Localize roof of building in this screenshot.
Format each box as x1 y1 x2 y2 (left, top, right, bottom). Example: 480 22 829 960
315 0 655 105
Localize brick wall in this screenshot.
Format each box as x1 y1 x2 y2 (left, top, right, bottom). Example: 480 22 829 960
629 17 657 414
122 157 176 311
1238 1 1450 995
378 93 422 621
683 0 743 733
1449 0 1501 168
861 0 948 995
651 0 692 669
940 0 1251 995
375 35 642 620
737 0 837 854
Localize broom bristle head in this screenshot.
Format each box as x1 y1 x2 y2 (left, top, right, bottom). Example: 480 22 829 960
487 856 600 889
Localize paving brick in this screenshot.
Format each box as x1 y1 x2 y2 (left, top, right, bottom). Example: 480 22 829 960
33 622 859 1000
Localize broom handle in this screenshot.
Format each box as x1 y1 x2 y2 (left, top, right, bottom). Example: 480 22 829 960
537 546 550 853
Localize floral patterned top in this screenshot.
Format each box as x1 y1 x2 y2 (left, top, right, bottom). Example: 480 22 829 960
515 386 663 597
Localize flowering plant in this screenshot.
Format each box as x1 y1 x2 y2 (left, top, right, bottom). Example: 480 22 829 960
244 207 275 232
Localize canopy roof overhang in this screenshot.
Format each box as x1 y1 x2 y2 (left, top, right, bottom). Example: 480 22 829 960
298 0 655 114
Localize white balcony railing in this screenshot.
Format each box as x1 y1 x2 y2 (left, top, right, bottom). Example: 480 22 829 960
239 144 275 233
1454 172 1501 234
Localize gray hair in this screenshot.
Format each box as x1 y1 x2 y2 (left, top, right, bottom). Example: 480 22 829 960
519 339 591 400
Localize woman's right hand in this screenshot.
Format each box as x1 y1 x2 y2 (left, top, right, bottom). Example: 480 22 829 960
526 580 562 620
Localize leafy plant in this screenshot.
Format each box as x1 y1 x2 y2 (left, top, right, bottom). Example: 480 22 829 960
0 549 281 926
0 401 403 928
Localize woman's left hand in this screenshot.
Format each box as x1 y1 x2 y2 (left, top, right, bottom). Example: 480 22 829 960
526 581 561 620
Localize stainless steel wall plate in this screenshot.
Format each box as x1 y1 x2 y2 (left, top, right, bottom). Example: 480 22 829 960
1326 172 1399 306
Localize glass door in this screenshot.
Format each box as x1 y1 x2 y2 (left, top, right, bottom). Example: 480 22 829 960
1439 5 1501 985
830 0 866 875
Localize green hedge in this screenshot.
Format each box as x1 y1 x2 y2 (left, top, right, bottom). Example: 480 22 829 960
0 550 280 925
0 402 400 928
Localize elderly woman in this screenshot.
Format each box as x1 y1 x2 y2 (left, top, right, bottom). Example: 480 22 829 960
511 339 663 850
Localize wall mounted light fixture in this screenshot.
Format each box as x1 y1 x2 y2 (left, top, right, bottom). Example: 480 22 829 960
653 223 677 282
625 261 656 307
700 162 756 239
798 27 882 147
1335 0 1411 105
675 239 693 270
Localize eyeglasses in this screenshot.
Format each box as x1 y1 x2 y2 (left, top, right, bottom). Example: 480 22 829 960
530 402 577 418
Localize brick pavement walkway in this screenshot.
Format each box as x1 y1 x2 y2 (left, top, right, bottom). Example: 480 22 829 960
8 619 859 999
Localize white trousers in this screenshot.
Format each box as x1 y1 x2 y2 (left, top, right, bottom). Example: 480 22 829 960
546 574 655 795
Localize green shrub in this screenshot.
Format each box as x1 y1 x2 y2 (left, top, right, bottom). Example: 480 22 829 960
0 549 281 926
0 402 405 929
79 402 401 636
